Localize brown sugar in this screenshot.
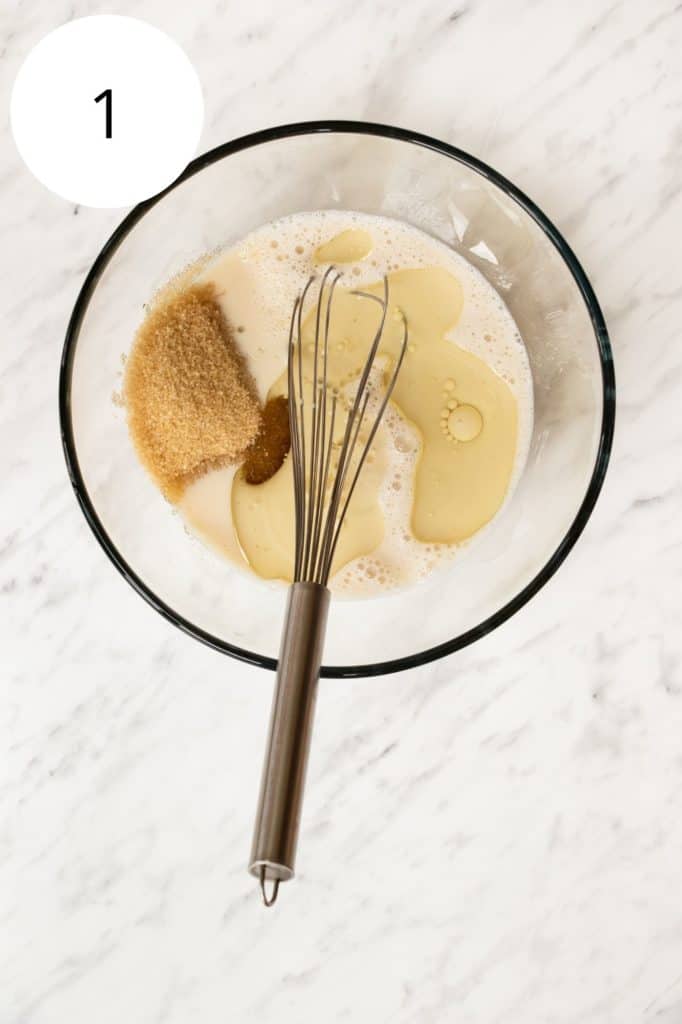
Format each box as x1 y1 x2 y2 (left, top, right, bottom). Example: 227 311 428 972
242 395 291 484
124 281 262 501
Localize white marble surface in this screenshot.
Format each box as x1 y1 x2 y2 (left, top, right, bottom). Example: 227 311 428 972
2 0 682 1021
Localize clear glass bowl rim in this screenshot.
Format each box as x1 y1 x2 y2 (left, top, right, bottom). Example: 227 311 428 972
58 119 616 679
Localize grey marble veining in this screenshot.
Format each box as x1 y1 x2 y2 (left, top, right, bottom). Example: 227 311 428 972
2 0 682 1021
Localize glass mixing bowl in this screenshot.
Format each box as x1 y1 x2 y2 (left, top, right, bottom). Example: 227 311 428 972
59 121 615 677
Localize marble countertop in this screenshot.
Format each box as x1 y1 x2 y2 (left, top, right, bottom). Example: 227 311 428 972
2 1 681 1021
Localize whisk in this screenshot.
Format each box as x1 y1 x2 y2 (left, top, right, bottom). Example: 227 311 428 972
248 267 408 906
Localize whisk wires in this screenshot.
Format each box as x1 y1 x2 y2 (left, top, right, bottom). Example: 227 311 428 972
287 270 408 587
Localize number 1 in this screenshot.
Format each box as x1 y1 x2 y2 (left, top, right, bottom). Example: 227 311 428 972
94 88 112 138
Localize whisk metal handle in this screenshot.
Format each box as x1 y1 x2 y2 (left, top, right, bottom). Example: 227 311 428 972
249 581 330 903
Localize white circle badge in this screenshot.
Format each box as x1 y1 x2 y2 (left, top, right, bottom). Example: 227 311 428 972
10 16 204 208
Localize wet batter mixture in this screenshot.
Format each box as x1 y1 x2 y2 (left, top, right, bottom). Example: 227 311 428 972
126 211 533 595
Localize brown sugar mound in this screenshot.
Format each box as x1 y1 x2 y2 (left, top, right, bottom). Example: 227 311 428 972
124 282 262 501
242 395 291 484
